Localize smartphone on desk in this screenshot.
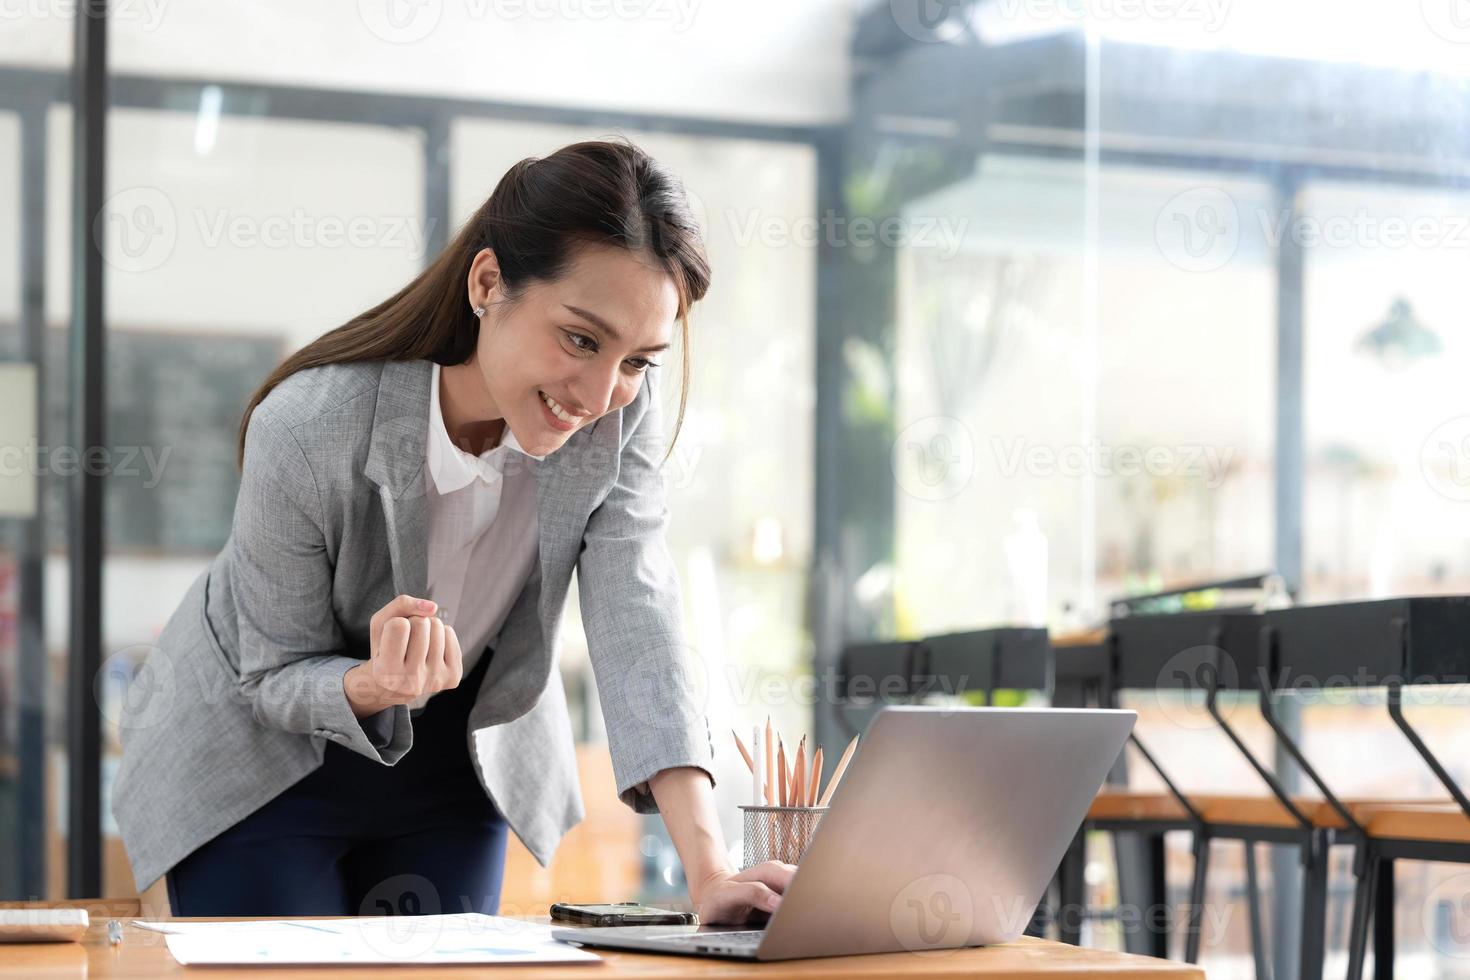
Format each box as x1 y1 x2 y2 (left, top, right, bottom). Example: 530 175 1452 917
549 902 698 927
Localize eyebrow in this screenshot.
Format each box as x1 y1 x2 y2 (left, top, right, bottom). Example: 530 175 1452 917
563 304 671 354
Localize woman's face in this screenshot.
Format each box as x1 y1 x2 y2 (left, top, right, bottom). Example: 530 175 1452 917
466 243 678 458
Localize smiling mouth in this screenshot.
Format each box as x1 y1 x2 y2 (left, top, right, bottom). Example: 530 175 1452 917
539 390 585 429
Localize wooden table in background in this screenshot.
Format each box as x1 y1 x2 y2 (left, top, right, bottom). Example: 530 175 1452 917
2 912 1204 979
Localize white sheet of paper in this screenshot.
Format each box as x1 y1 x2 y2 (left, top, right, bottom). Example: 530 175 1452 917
133 913 602 966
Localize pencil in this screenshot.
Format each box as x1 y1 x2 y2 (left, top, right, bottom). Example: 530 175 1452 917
765 717 774 805
793 737 806 806
808 745 823 806
777 737 788 806
732 729 755 773
751 726 763 807
816 735 859 807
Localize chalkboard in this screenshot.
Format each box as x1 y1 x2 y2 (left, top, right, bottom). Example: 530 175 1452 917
0 328 285 554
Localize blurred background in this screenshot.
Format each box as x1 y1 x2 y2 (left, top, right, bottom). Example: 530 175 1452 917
3 1 1470 977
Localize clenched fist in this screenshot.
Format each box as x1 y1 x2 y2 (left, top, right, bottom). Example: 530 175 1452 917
344 595 464 718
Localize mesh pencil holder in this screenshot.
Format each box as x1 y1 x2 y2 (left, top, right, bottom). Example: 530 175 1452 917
739 805 829 869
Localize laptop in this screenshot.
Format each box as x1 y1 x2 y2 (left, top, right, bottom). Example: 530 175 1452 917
552 704 1136 961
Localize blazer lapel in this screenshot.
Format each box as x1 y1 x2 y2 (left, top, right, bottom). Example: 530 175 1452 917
363 358 432 600
530 421 609 618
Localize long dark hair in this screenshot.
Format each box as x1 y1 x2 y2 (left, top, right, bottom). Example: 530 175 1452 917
237 137 711 466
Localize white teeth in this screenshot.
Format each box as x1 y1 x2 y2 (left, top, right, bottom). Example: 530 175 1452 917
540 391 577 425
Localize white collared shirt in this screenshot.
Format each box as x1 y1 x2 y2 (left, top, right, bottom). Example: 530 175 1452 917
413 362 545 710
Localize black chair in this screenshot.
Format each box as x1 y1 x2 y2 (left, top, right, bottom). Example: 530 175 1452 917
1261 597 1470 980
1050 629 1199 958
914 627 1051 704
1049 631 1193 955
1103 608 1345 980
833 639 920 739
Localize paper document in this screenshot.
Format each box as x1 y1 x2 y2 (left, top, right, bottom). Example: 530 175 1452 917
133 912 603 966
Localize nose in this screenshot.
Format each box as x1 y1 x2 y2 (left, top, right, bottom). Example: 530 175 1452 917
571 359 622 418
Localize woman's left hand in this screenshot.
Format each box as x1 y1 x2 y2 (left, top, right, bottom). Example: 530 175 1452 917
692 862 797 925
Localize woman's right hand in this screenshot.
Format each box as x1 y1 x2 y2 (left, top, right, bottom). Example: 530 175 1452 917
343 595 464 718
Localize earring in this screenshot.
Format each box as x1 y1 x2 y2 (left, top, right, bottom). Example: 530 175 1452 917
472 305 486 318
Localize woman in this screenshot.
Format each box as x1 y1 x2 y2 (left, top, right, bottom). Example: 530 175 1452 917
113 138 793 924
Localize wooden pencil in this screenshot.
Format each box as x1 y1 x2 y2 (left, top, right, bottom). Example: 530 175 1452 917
732 729 755 773
792 737 806 806
777 737 788 806
816 735 859 807
764 717 774 805
808 745 823 806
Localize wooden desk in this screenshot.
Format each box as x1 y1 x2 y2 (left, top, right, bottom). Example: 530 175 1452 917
2 913 1203 979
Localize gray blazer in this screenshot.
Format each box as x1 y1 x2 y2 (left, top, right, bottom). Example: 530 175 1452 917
113 357 715 893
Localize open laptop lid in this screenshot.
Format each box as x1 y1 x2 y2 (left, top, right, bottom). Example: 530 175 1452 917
752 706 1135 960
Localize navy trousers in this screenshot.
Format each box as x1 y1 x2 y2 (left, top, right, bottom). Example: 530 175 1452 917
166 648 508 917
